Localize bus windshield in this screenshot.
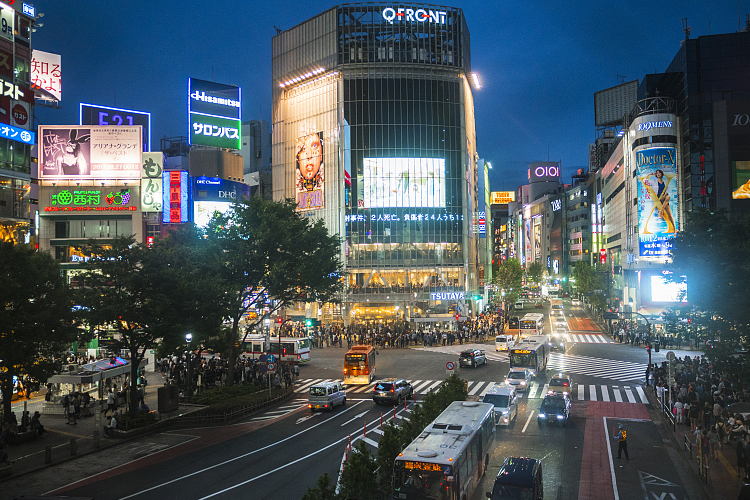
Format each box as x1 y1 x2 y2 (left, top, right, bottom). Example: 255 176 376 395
345 354 367 367
510 351 535 368
298 338 310 349
520 321 535 329
394 470 451 499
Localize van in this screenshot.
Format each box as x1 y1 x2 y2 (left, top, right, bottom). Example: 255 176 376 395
495 334 516 351
514 301 524 310
482 385 518 425
486 457 543 500
308 381 346 411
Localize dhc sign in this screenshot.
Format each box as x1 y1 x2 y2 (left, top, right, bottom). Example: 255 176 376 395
382 7 447 25
430 292 465 300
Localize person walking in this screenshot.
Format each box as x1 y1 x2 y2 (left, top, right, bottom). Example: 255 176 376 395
614 423 629 460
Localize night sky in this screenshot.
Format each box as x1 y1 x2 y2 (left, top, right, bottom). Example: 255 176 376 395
32 0 745 191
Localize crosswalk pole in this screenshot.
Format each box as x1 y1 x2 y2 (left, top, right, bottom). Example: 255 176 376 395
380 412 383 428
404 398 407 410
393 405 396 419
363 421 366 437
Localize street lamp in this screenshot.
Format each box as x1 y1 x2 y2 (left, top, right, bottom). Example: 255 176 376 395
185 333 192 402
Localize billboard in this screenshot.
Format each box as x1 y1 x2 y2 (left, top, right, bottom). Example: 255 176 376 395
81 103 151 151
141 152 164 213
650 274 687 303
362 157 445 208
490 191 515 205
44 186 138 213
636 147 678 257
162 170 188 223
31 50 62 102
732 161 750 198
39 126 142 179
594 80 638 128
528 162 560 183
296 131 325 210
192 177 251 227
188 78 241 150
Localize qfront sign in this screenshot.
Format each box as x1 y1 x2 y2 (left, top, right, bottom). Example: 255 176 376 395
382 7 447 25
188 78 241 150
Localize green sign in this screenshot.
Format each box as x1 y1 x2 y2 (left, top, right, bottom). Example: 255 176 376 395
189 113 241 149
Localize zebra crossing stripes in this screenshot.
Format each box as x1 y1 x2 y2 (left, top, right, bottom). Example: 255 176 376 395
547 352 647 382
568 334 615 344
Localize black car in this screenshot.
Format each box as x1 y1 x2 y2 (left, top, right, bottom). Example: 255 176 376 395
537 394 571 426
372 378 413 405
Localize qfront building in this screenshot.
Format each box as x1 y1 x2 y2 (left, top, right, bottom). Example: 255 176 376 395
272 3 479 324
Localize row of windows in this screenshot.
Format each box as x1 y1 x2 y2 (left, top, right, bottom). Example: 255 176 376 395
0 140 31 175
344 77 461 104
54 219 132 239
348 243 463 266
346 125 463 150
346 101 462 127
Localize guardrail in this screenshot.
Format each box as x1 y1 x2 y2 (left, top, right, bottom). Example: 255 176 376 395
660 395 676 433
685 434 692 460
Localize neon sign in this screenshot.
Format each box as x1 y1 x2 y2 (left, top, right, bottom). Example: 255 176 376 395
551 199 561 211
382 7 447 25
51 189 131 207
535 165 559 178
430 292 465 300
637 121 673 132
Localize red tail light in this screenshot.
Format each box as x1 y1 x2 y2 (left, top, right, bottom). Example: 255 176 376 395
391 386 394 393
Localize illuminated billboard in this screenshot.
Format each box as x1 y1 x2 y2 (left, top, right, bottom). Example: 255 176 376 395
528 162 560 183
188 78 241 150
31 50 62 102
732 161 750 199
192 177 251 227
141 153 164 213
636 147 678 257
39 125 142 179
650 273 687 303
44 186 138 213
362 158 445 208
162 170 188 223
81 103 151 152
296 131 324 210
490 191 515 205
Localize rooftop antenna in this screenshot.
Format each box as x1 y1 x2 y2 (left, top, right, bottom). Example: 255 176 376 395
682 18 691 41
273 25 283 35
617 73 626 85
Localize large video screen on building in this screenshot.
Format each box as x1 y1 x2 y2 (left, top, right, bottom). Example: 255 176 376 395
636 147 678 257
650 274 687 303
194 201 234 228
362 158 445 208
732 161 750 198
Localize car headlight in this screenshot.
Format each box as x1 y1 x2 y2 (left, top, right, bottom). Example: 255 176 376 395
520 380 527 385
538 413 546 418
502 410 509 415
557 415 564 420
563 391 569 395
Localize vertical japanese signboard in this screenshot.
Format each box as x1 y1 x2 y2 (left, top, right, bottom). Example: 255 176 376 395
30 50 62 101
0 6 13 42
39 125 142 179
188 78 241 150
636 147 678 257
141 152 164 213
162 170 188 223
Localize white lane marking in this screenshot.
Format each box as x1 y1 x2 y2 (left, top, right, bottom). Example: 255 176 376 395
522 409 535 433
613 387 623 403
295 379 331 393
295 413 322 425
117 401 365 500
601 385 610 402
340 410 368 427
589 385 597 401
412 380 433 392
359 436 379 448
541 384 549 397
603 417 620 500
527 383 539 399
624 386 637 404
352 383 376 393
468 381 485 396
636 386 648 404
424 381 443 393
480 383 496 397
577 384 584 401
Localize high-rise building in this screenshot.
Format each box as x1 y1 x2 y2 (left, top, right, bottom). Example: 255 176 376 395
271 3 479 325
242 119 272 199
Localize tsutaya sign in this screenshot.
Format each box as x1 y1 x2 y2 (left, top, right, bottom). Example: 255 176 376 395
430 292 465 300
382 7 447 24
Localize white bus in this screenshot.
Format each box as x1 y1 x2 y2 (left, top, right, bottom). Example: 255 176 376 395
494 333 517 351
393 401 496 500
519 313 545 338
509 335 549 376
242 335 311 363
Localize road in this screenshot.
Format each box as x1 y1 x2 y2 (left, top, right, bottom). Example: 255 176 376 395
3 300 704 500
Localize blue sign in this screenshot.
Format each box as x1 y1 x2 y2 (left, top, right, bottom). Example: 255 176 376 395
267 354 275 363
22 3 35 17
0 124 34 145
80 103 151 151
260 364 267 373
259 354 267 363
188 78 241 149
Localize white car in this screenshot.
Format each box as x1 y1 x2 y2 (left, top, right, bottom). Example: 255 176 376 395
571 299 580 306
505 368 533 392
483 385 518 426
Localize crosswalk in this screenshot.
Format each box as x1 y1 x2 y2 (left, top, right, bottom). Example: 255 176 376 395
295 378 651 405
567 334 616 344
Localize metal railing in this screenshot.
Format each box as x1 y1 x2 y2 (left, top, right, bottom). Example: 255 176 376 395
660 395 676 433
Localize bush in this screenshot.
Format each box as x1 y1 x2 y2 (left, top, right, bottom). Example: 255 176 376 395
192 385 289 414
120 409 158 429
190 384 263 406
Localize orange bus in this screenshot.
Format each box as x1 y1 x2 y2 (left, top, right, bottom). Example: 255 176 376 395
344 344 376 385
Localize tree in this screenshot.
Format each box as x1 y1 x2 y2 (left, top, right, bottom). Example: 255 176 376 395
301 472 338 500
493 258 524 315
338 441 380 500
206 197 344 386
0 243 78 423
572 261 609 311
526 261 543 285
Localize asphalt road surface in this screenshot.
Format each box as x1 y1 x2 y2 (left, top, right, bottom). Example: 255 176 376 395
3 300 703 500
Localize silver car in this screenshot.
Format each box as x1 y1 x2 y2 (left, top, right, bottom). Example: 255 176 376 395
505 368 533 392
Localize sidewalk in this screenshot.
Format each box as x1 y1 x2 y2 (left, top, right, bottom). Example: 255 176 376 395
1 370 191 480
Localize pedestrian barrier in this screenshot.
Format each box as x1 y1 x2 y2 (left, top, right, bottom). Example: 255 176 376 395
684 434 692 460
660 395 676 432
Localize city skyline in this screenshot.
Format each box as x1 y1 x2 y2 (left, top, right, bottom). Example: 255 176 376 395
33 0 746 190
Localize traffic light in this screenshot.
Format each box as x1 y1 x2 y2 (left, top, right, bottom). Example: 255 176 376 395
283 348 287 356
305 318 313 327
277 317 283 324
473 295 482 301
646 344 651 354
455 313 459 321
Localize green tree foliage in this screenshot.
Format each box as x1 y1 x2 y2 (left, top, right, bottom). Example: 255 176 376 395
526 261 543 285
0 243 78 423
206 197 344 385
338 441 380 500
301 472 338 500
493 258 524 314
572 261 610 310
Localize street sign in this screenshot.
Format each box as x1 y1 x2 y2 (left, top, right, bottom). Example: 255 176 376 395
267 362 276 372
260 364 267 373
259 354 267 363
446 361 455 370
267 354 276 363
666 351 676 361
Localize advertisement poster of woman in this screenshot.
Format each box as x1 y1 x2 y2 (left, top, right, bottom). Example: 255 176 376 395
295 130 324 210
636 147 678 257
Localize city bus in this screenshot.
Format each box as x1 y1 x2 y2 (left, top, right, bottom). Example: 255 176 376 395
242 335 311 363
344 344 376 385
550 298 564 316
509 335 549 376
519 313 545 338
393 401 496 500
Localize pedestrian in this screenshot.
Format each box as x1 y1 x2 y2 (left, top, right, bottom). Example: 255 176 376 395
106 389 115 416
614 423 629 460
30 411 47 436
103 415 117 437
709 425 720 460
67 399 77 425
737 439 747 476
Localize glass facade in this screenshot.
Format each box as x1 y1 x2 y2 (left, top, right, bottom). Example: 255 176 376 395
272 3 476 322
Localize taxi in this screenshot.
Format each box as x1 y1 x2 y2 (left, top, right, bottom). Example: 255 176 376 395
459 349 487 368
547 373 573 396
